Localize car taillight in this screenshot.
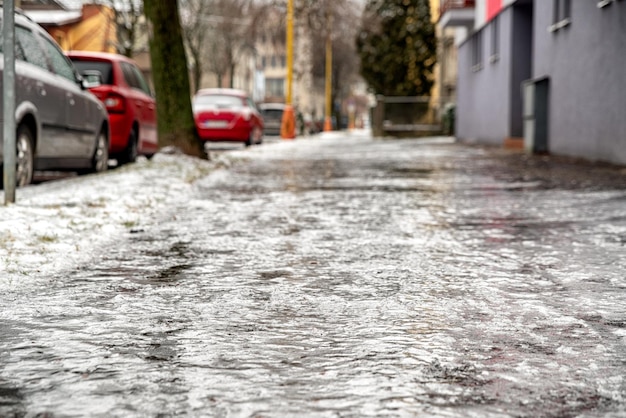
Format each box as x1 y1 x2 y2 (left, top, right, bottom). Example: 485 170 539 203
103 93 126 114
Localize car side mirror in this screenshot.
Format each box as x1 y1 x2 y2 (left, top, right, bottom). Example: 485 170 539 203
80 70 103 89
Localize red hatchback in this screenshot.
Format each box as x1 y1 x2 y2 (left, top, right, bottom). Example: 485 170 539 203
193 88 263 147
67 51 158 164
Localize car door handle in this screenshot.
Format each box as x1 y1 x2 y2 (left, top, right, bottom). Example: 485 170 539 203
66 92 75 106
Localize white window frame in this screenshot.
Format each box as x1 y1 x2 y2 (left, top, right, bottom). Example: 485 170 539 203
548 0 571 33
490 15 500 64
597 0 620 8
471 30 483 72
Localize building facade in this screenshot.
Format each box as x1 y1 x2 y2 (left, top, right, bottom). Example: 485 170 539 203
441 0 626 165
430 0 459 105
255 8 322 120
21 0 117 53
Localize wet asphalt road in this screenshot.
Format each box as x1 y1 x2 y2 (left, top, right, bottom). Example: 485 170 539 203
2 133 626 417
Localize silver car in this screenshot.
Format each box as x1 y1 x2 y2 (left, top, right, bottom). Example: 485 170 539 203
1 9 109 187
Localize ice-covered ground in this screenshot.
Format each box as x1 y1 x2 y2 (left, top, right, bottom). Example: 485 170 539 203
0 151 218 284
0 132 352 285
1 131 626 417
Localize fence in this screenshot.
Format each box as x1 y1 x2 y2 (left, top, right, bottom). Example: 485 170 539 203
371 95 455 138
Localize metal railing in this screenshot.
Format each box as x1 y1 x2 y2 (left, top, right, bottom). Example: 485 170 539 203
371 95 455 138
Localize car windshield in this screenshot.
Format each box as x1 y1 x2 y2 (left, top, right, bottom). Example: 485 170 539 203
194 95 243 109
71 60 114 85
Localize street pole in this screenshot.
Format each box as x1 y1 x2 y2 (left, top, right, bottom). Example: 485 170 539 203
286 0 293 106
280 0 296 139
323 9 332 132
3 0 17 204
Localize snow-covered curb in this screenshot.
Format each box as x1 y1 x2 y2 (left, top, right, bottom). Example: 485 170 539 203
0 152 221 285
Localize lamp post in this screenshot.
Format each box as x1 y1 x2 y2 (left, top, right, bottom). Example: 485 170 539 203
286 0 293 106
3 0 16 204
323 9 333 132
280 0 296 139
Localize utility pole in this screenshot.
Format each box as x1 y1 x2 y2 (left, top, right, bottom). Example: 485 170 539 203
280 0 296 139
3 0 16 204
285 0 293 106
323 8 333 132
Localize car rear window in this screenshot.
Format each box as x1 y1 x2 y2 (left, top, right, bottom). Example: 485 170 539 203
71 60 114 85
262 109 283 121
194 95 243 108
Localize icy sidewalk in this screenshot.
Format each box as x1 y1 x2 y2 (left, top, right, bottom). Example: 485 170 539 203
0 153 217 285
0 132 363 285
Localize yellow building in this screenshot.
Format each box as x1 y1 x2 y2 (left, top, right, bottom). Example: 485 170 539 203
21 1 117 53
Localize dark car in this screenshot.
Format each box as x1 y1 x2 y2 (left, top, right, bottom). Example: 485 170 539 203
259 103 285 136
67 51 158 165
0 8 110 187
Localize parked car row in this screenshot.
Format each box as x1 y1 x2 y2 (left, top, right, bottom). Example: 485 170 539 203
0 9 303 189
0 8 109 187
0 9 158 188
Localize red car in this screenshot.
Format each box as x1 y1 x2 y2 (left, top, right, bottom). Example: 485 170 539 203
67 51 158 165
193 88 263 147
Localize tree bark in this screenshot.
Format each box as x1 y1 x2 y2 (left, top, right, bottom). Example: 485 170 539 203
144 0 206 159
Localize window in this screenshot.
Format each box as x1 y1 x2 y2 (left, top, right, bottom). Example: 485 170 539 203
490 15 500 63
14 42 26 61
471 30 483 72
247 98 257 111
130 64 152 96
265 77 284 97
194 94 243 108
1 26 26 61
72 60 114 84
41 37 76 81
121 62 139 89
15 26 48 70
549 0 571 32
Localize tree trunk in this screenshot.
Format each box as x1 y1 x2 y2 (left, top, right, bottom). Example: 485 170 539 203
144 0 206 159
229 62 235 88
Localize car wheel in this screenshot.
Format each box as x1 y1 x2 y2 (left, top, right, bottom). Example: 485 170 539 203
89 129 109 173
15 125 34 187
118 130 138 165
245 130 254 147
